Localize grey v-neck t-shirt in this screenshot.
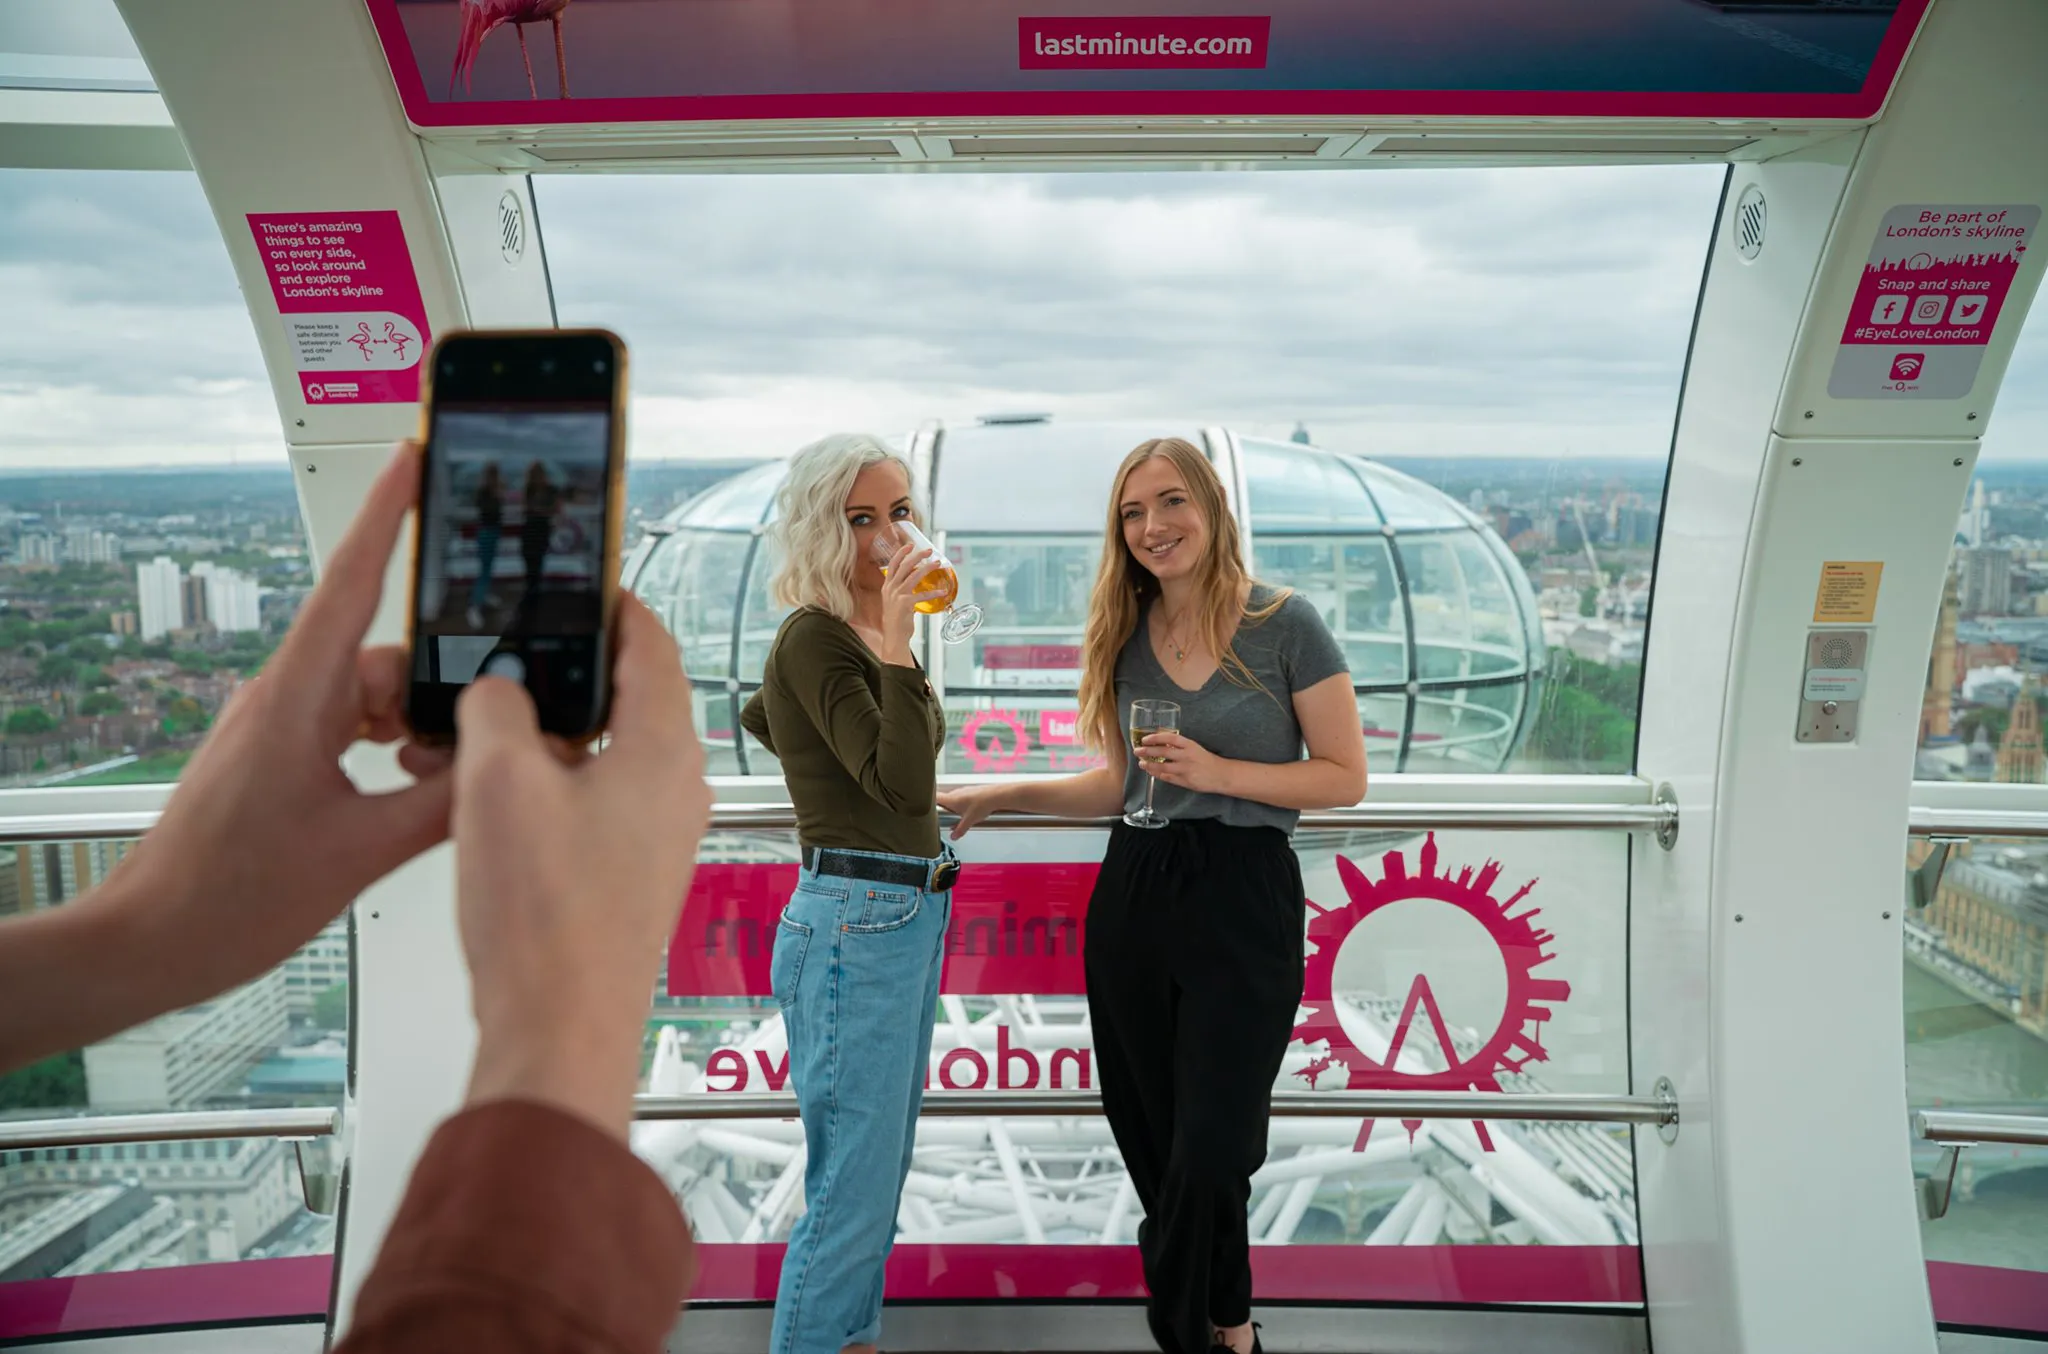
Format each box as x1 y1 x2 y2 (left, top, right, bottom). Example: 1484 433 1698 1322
1116 585 1350 835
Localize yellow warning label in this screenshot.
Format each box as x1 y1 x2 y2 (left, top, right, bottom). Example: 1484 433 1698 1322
1814 561 1883 624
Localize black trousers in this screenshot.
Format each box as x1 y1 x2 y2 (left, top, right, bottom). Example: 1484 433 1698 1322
1084 819 1305 1354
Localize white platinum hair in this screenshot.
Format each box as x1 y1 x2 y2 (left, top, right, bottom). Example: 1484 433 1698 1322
767 433 918 621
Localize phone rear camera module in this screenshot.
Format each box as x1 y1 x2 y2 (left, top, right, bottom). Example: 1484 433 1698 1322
491 361 505 375
540 359 556 374
593 359 608 373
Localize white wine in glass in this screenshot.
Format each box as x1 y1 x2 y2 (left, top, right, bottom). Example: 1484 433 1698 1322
871 521 983 643
1125 698 1181 829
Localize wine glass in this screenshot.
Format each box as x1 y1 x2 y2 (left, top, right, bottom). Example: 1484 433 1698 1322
1125 698 1181 829
871 520 983 644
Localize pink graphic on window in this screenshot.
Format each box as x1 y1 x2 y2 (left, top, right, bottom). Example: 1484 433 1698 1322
246 211 432 405
1293 835 1570 1153
959 708 1031 772
1040 709 1079 745
1890 352 1927 383
668 861 1097 997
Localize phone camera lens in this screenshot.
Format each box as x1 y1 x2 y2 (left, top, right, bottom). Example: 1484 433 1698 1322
491 361 505 375
541 359 556 374
593 359 607 373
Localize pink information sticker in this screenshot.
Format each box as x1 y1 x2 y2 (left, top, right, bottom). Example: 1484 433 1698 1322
1829 203 2038 400
246 211 431 405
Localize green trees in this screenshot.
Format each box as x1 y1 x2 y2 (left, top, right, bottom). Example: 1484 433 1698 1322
161 696 210 738
1520 649 1642 772
0 1051 85 1111
311 983 350 1031
5 707 57 737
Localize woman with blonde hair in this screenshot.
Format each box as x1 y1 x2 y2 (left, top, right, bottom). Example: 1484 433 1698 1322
739 433 955 1354
941 437 1366 1354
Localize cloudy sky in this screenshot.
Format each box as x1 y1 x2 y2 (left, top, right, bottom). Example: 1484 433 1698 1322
0 163 2042 469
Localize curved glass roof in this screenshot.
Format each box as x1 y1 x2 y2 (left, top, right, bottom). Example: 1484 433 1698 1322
933 420 1208 534
633 419 1546 774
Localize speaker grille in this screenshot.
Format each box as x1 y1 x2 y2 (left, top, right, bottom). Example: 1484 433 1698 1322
1734 184 1767 261
498 190 526 265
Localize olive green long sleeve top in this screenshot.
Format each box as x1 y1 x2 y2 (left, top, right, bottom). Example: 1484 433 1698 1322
740 608 945 859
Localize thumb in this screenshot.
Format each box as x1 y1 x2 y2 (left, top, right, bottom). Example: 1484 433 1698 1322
455 676 545 780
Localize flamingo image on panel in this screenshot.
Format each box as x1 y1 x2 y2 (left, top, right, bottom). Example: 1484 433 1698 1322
449 0 572 100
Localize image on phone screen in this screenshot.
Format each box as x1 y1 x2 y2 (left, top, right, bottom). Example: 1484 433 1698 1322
411 397 612 733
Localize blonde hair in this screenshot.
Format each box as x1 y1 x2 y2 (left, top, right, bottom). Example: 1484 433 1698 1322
766 433 917 621
1077 437 1287 752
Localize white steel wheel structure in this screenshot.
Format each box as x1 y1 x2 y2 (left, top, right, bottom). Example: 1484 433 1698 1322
0 2 2045 1353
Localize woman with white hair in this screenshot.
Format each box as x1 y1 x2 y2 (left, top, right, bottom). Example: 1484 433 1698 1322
739 433 956 1354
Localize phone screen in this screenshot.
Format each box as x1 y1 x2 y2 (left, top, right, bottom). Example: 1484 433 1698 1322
408 333 622 741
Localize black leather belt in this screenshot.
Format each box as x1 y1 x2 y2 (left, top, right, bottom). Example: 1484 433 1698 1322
803 846 960 893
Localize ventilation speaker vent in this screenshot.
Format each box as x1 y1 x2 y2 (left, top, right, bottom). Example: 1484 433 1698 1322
497 190 526 264
1734 184 1767 261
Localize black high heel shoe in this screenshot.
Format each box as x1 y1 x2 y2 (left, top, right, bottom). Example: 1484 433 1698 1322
1207 1321 1263 1354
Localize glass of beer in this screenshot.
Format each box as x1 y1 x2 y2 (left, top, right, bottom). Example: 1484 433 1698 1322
1125 698 1180 829
871 520 983 643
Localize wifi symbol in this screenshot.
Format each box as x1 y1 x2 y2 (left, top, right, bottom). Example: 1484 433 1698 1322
1890 353 1926 381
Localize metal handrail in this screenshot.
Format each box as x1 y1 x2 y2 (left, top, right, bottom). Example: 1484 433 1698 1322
0 1090 1671 1156
0 800 1671 845
0 1108 339 1152
1908 807 2048 841
1915 1109 2048 1147
718 802 1671 834
635 1088 1676 1127
0 812 163 844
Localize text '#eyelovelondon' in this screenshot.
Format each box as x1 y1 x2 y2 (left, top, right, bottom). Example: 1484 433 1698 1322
1018 16 1271 70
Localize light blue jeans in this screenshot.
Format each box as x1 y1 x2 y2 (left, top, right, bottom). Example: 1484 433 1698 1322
769 848 952 1354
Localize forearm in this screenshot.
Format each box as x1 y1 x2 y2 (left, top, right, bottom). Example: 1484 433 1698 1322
1216 756 1366 812
0 869 181 1075
983 765 1126 819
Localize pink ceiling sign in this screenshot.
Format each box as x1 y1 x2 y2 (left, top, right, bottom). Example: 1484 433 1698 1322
365 0 1929 129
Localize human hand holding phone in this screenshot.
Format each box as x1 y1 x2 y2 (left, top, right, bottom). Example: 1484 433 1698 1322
456 593 712 1141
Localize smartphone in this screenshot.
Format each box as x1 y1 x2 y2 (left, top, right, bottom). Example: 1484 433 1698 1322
403 329 627 745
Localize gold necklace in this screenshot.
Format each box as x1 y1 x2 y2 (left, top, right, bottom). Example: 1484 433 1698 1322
1162 607 1196 663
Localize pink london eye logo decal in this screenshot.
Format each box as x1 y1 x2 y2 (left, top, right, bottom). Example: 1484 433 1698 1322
1293 834 1570 1154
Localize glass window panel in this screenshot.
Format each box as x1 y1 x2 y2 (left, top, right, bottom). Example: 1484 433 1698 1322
681 462 782 530
665 531 750 682
933 423 1207 535
1358 691 1408 775
0 837 340 1307
736 538 787 684
1241 438 1381 531
1400 536 1528 681
0 170 300 787
645 826 1634 1296
546 167 1714 777
1902 836 2048 1335
1404 683 1528 774
1252 539 1408 687
1352 461 1474 531
1915 297 2048 783
943 537 1098 697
